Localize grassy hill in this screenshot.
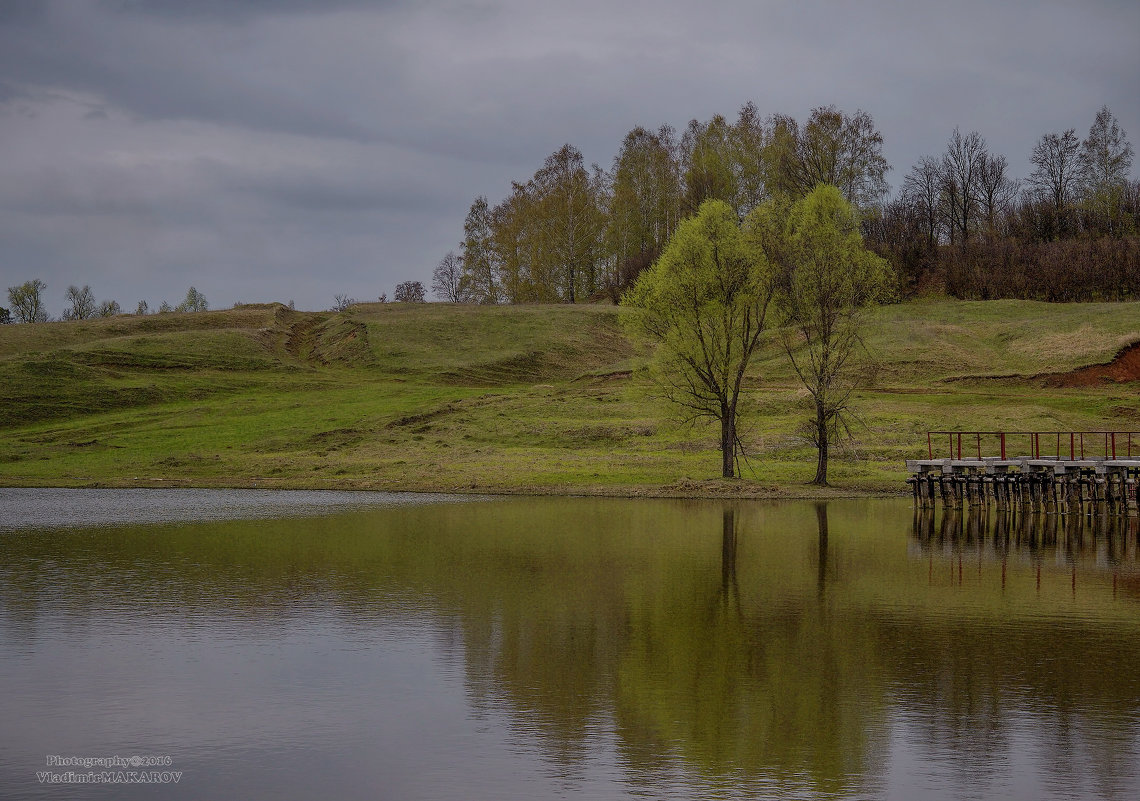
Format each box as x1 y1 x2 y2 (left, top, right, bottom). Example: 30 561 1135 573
1 298 1138 496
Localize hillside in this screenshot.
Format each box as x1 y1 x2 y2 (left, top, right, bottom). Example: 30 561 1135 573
1 299 1138 496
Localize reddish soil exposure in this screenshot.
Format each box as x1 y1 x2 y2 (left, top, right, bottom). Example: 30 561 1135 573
1045 342 1140 387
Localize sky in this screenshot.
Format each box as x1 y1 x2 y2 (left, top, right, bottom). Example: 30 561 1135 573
1 0 1137 313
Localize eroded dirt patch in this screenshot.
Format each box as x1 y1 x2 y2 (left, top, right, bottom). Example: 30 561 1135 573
1045 342 1140 387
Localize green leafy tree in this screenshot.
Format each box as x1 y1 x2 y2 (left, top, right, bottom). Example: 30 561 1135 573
605 125 682 298
483 146 608 304
680 115 738 218
765 106 889 209
461 196 501 304
623 199 776 478
7 279 49 323
1081 105 1134 189
176 286 208 313
489 182 543 303
135 300 149 316
730 101 771 216
763 185 891 486
0 306 11 324
1080 106 1134 236
531 144 608 303
676 103 775 223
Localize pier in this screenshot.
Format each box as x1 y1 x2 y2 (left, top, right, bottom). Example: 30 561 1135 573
907 431 1140 515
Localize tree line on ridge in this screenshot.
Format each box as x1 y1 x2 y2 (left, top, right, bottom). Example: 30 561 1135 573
435 103 1137 304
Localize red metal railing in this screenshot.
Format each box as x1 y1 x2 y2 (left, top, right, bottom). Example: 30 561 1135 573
925 431 1139 460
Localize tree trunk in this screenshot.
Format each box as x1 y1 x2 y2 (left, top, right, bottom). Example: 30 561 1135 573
812 401 829 486
721 410 736 479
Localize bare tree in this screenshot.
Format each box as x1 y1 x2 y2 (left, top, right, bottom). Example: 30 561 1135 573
98 300 121 317
7 279 49 323
431 251 465 302
940 128 987 244
394 281 426 303
1029 129 1082 236
975 152 1018 235
63 284 97 320
332 294 356 312
135 300 149 316
901 156 944 247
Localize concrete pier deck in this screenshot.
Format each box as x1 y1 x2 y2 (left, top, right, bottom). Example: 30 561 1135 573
906 446 1140 515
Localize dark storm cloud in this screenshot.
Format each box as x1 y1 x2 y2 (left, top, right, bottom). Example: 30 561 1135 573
0 0 46 24
0 3 382 143
1 0 1138 311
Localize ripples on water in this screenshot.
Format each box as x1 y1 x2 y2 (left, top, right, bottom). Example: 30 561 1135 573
0 490 1137 800
0 487 476 531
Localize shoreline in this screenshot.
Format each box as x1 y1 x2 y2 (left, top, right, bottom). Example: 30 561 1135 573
0 475 907 500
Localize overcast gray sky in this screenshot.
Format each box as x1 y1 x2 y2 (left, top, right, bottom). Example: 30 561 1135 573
1 0 1137 313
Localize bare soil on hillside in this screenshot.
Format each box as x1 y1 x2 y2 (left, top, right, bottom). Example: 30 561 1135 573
1045 342 1140 387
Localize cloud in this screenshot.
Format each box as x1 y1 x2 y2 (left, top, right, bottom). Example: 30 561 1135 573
1 0 1138 311
103 0 404 23
0 3 385 142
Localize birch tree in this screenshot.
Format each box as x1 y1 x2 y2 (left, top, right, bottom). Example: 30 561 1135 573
765 106 889 209
461 196 501 304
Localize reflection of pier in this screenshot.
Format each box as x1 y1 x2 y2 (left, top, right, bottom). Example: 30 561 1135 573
912 507 1140 592
906 431 1140 515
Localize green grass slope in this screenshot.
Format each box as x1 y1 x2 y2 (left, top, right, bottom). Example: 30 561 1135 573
1 299 1138 495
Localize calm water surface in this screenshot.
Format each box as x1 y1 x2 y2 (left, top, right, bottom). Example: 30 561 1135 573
1 489 1138 800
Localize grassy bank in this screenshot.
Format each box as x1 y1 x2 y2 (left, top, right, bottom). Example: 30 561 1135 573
1 299 1138 497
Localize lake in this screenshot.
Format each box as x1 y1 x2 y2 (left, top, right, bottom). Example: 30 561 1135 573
1 488 1138 800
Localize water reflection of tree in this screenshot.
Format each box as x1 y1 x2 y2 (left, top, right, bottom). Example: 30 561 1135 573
816 502 829 599
611 501 885 797
4 499 1140 795
720 508 740 616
